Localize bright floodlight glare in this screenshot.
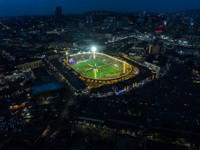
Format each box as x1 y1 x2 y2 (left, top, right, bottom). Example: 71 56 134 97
92 46 96 52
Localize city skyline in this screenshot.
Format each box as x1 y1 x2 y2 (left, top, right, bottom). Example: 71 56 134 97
1 0 200 16
1 0 200 149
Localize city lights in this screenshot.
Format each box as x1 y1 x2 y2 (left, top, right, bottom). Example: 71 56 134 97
1 3 200 149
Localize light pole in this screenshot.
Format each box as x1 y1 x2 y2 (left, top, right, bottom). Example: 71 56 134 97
66 52 69 63
91 46 96 59
123 62 126 73
93 68 98 79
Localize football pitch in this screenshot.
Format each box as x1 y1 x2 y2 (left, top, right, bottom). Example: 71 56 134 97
73 59 121 79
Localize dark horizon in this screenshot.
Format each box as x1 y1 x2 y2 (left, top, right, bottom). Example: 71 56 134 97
1 8 200 18
1 0 200 17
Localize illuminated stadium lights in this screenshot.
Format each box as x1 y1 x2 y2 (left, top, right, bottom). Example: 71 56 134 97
91 46 97 52
66 52 69 63
91 46 97 59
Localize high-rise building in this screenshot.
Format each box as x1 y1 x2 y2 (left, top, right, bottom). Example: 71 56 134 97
121 16 129 27
86 15 93 24
55 6 63 18
79 22 85 30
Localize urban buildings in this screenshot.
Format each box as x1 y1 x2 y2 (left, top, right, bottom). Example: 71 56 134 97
0 6 200 150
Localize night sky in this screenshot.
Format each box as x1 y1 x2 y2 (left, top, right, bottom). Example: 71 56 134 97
0 0 200 16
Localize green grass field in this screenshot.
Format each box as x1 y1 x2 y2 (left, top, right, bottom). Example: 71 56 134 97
73 59 121 79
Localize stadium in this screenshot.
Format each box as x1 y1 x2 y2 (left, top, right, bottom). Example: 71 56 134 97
66 51 139 86
56 47 156 96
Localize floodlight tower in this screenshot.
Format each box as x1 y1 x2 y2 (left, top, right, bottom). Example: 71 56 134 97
123 62 126 73
66 52 69 63
93 68 98 79
92 46 97 59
